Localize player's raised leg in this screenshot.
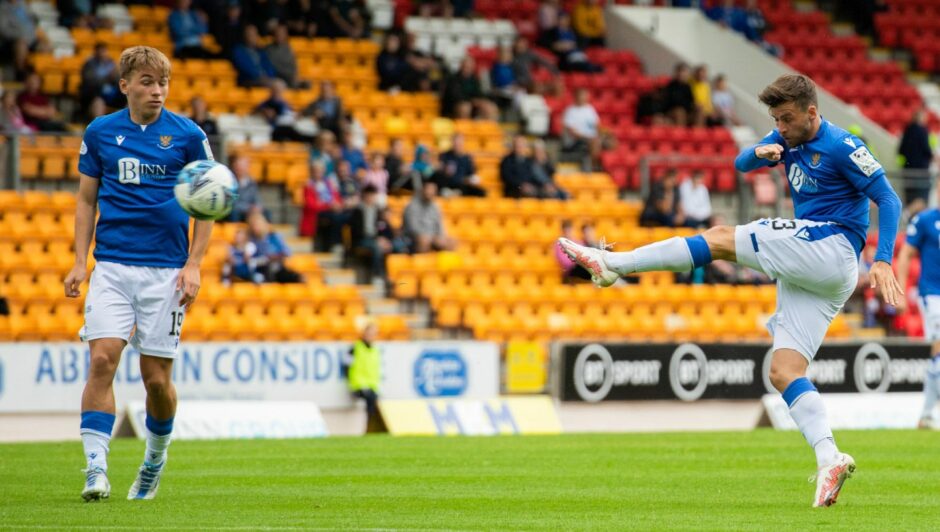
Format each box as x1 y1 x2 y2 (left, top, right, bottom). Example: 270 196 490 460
128 354 177 500
79 338 126 501
557 225 735 286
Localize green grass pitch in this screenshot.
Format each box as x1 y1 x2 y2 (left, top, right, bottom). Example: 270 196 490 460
1 430 938 530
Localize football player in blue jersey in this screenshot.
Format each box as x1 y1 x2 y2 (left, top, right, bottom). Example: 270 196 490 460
560 74 904 507
896 181 940 429
64 46 215 502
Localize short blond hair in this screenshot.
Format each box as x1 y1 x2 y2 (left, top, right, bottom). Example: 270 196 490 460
119 46 171 81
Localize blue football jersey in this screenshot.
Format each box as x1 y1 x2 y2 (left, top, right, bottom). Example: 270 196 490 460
79 108 213 268
753 120 885 252
906 208 940 296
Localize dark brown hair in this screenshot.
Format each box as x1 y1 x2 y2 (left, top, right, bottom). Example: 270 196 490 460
758 74 817 110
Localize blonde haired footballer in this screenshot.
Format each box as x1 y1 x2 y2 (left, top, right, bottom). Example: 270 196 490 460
65 46 214 501
560 74 904 507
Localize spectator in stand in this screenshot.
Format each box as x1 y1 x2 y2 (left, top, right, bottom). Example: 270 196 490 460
636 85 667 126
898 107 935 205
0 87 33 134
548 12 603 72
254 79 313 142
303 80 343 136
690 64 719 126
301 161 344 251
232 25 276 87
705 0 745 31
376 33 408 92
500 135 537 198
266 24 307 89
403 181 456 253
442 57 499 121
537 0 562 48
741 0 770 43
489 46 521 110
79 42 121 115
511 36 562 96
711 74 740 126
223 228 263 284
321 0 369 39
437 133 487 197
310 130 337 176
530 139 569 200
189 95 218 136
168 0 214 59
572 0 606 48
227 154 265 223
556 220 593 283
362 152 389 203
58 0 110 29
663 62 694 126
341 129 368 177
335 159 362 210
562 88 605 170
349 185 396 281
213 1 244 58
244 0 282 36
17 72 66 132
402 32 438 92
411 144 437 187
0 0 40 80
417 0 474 17
640 170 685 227
247 211 303 283
679 171 712 228
387 138 416 193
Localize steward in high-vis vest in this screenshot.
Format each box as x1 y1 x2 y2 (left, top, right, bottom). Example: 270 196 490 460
346 322 381 432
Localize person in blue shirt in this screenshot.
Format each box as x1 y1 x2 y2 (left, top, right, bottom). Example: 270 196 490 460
559 74 904 508
167 0 212 59
64 46 215 503
896 181 940 429
231 24 276 87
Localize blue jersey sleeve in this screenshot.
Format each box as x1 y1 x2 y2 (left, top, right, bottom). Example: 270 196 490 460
185 122 214 163
834 134 899 262
78 119 102 178
833 135 885 191
734 129 783 172
906 214 926 250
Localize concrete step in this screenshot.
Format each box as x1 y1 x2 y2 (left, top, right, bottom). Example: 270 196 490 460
314 252 343 270
403 313 431 330
367 298 402 315
323 268 356 286
410 328 446 340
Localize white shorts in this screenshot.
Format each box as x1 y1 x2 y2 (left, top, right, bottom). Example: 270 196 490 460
918 295 940 342
80 261 184 358
734 218 859 361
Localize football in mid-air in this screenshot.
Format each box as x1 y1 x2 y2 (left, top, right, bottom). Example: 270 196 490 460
174 160 239 221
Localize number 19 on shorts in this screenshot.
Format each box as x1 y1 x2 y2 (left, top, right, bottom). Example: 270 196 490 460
168 311 184 337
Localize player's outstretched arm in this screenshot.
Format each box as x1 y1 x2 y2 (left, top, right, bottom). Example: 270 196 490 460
893 243 917 313
177 219 212 308
734 143 783 172
64 174 99 297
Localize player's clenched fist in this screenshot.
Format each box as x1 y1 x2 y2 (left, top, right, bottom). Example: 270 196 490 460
64 264 86 297
755 143 784 162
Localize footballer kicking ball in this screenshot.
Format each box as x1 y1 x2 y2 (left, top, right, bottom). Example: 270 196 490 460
174 160 239 221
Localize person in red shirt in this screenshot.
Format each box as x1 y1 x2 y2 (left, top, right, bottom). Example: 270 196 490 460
16 72 66 131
